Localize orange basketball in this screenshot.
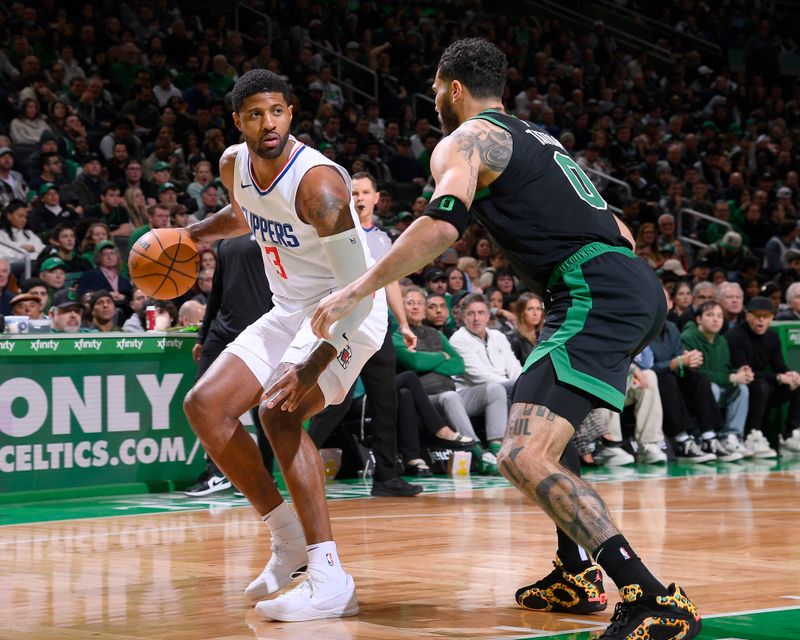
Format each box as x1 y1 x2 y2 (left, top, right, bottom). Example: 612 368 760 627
128 228 200 299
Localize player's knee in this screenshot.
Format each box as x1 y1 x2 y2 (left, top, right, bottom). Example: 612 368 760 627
184 385 223 435
258 401 299 435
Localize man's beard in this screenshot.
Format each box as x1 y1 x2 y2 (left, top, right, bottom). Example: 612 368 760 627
249 131 290 159
438 97 460 135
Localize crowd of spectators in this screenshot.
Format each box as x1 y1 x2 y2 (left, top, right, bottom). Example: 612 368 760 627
1 1 800 467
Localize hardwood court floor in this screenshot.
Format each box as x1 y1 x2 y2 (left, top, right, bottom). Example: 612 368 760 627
1 464 800 639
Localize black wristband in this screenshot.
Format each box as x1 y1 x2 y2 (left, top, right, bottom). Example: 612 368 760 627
423 195 470 238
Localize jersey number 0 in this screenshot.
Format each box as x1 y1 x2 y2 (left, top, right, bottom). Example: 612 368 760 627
553 151 608 211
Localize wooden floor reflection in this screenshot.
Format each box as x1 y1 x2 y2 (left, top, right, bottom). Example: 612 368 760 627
2 469 800 639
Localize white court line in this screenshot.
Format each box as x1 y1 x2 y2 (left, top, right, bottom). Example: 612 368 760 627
3 503 800 543
493 605 800 639
1 466 797 530
558 617 607 625
780 595 800 600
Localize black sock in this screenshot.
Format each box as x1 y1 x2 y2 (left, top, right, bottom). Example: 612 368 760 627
556 527 592 572
556 440 592 573
593 534 667 596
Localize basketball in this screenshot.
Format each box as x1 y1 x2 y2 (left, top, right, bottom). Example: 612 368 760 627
128 228 200 299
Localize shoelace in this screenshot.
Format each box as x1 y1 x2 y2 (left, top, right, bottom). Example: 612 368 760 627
600 601 635 638
282 566 327 599
684 439 704 456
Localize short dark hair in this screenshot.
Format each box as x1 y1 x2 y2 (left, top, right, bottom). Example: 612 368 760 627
101 183 120 196
351 171 377 190
695 300 722 317
53 221 75 238
461 292 489 310
231 69 291 112
437 38 507 99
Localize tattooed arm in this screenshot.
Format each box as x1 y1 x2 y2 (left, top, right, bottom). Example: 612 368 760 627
311 119 513 339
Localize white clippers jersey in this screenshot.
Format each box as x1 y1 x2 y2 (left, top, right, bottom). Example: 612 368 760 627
233 137 374 311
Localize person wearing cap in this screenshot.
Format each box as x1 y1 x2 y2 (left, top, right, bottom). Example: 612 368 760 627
20 277 49 313
145 138 189 188
38 256 68 297
89 289 121 332
150 159 173 186
0 145 29 209
48 289 91 333
157 181 179 207
10 291 43 319
196 181 223 219
698 229 751 274
727 296 800 455
69 152 104 210
36 221 92 282
28 180 80 233
776 185 797 217
76 239 133 305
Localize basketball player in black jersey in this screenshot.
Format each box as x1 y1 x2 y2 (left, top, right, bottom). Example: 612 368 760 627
313 39 701 639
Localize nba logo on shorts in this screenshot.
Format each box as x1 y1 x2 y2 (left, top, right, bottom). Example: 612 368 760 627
619 547 630 560
326 552 334 566
337 345 352 369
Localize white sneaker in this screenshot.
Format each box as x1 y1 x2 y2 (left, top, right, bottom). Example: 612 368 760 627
723 434 753 458
245 529 308 602
639 442 667 464
593 442 635 466
255 568 359 622
744 430 777 459
780 429 800 456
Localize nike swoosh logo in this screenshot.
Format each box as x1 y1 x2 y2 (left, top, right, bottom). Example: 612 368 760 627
240 181 252 189
342 332 349 341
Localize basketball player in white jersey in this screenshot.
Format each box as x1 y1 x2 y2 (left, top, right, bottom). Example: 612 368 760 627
181 70 387 622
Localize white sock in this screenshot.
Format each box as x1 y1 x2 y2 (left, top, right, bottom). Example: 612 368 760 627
675 432 689 442
307 540 345 576
701 431 716 440
262 501 303 536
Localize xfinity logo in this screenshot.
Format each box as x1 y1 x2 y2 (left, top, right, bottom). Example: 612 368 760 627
116 338 143 351
74 339 102 351
156 338 183 350
0 341 15 352
30 339 59 352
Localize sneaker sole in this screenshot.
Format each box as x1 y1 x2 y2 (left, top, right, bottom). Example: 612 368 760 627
752 451 778 458
255 589 359 621
677 455 716 464
183 482 233 497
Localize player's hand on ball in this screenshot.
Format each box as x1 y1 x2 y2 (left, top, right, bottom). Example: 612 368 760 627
311 286 358 340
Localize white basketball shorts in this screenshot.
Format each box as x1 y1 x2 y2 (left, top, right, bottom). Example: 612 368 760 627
224 290 387 407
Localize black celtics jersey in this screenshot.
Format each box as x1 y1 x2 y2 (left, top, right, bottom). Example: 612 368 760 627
467 109 628 291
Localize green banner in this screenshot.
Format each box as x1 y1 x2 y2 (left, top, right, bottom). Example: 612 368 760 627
0 334 204 497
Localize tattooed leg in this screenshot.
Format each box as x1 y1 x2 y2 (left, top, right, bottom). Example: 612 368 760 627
498 402 620 552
